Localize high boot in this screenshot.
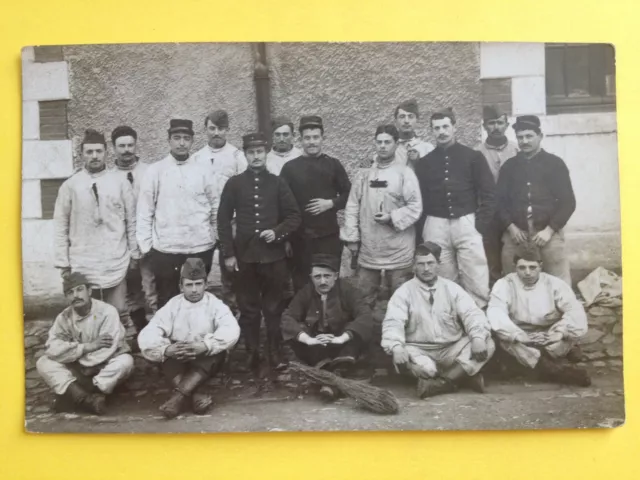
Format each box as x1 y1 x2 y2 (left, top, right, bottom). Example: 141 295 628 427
266 331 287 372
159 368 208 419
65 382 106 415
536 355 591 387
243 328 261 375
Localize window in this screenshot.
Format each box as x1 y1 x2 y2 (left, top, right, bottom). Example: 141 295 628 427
40 179 66 220
38 100 68 140
545 43 616 114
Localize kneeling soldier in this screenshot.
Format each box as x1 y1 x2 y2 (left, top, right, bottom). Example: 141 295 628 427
381 242 495 398
138 258 240 419
36 273 134 415
487 249 590 386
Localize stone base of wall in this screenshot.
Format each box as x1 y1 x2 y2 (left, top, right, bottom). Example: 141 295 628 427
24 304 623 408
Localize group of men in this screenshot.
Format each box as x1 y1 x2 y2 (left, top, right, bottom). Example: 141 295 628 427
36 100 590 419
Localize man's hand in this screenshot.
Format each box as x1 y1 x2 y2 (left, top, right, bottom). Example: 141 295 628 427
542 331 564 345
346 242 359 255
373 212 391 225
532 226 554 247
407 149 420 162
392 345 409 366
84 334 113 353
298 332 331 346
165 342 197 361
128 258 139 272
470 338 489 362
526 332 547 347
60 268 71 279
284 241 293 258
508 224 528 245
224 256 239 272
329 332 351 345
513 332 532 344
259 229 276 243
305 198 334 216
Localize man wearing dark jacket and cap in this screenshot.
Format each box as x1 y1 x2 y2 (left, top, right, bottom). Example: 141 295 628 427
497 115 576 285
282 254 373 400
280 116 352 291
218 132 301 374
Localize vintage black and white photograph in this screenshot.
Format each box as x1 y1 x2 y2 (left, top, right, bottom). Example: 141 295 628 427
21 42 623 433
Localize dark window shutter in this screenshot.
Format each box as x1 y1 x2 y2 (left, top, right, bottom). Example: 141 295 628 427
33 46 64 63
480 78 512 116
40 179 66 220
39 100 68 140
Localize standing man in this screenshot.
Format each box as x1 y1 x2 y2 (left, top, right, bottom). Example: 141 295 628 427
192 110 246 314
54 129 139 322
218 133 301 374
138 258 240 419
414 109 496 308
476 106 519 285
342 124 422 312
137 119 218 309
266 116 303 175
497 115 576 285
382 242 494 398
111 125 157 338
280 116 352 291
487 250 590 386
36 273 134 415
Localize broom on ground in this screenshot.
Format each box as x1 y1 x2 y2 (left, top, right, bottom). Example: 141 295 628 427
289 361 400 415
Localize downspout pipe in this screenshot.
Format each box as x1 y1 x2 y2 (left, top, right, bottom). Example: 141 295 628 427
252 43 272 139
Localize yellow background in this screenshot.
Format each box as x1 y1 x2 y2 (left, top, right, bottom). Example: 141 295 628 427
1 1 638 478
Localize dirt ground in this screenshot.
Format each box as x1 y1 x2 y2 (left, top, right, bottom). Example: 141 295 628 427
25 370 624 434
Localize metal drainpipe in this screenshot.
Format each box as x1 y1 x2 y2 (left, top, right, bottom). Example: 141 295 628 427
252 42 272 138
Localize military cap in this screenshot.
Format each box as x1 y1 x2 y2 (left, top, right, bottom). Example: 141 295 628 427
395 99 419 117
180 258 207 280
271 115 294 132
81 129 107 146
415 241 442 262
513 115 541 132
483 105 507 121
310 253 340 272
242 132 268 150
63 272 90 293
206 110 230 129
168 119 194 136
299 115 324 131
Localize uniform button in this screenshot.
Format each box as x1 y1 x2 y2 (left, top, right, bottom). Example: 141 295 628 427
254 186 258 189
450 213 454 217
445 170 448 173
254 195 258 199
254 204 259 207
445 177 449 181
447 192 451 196
255 213 259 216
255 229 259 233
527 182 531 186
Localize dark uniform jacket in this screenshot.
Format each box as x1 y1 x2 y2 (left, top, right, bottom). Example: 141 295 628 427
218 168 300 263
496 149 576 233
414 142 496 238
280 154 351 239
281 280 373 343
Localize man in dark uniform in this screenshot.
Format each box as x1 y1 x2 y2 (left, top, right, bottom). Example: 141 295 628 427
497 115 576 285
218 132 301 374
414 108 496 309
280 116 352 291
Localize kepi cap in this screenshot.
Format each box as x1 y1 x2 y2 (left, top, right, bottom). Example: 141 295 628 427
168 119 194 136
242 132 268 150
63 272 90 293
310 253 340 272
513 115 541 132
180 258 207 280
299 115 323 131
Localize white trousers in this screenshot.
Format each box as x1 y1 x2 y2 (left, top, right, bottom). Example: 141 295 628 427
498 333 576 369
422 213 490 308
36 354 134 395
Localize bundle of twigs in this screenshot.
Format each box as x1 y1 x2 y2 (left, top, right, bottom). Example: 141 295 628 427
289 361 400 415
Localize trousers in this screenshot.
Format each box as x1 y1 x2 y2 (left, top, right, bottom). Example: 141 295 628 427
149 248 214 309
404 336 496 378
290 232 343 292
126 255 157 315
92 278 127 320
501 221 572 286
422 213 490 308
36 354 134 395
483 215 504 286
234 259 289 350
497 325 576 369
